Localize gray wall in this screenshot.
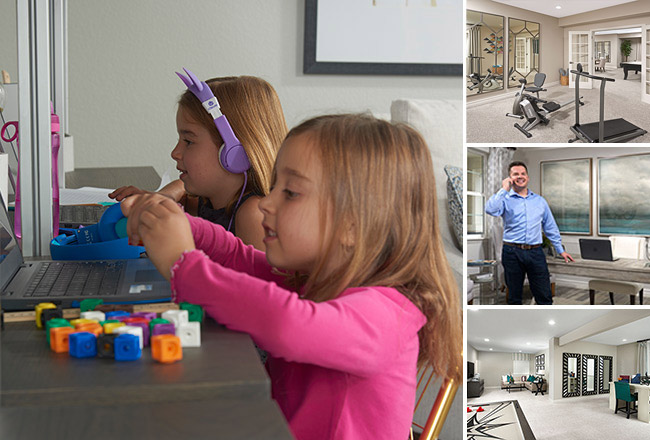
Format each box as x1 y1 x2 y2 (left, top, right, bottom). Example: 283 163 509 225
2 0 461 177
476 350 513 388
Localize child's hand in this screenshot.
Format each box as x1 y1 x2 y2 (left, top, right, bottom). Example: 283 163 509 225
121 194 195 281
109 185 152 201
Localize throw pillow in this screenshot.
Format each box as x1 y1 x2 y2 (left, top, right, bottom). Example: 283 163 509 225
444 165 462 250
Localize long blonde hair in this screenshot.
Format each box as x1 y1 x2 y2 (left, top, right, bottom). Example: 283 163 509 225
284 114 461 380
178 76 287 211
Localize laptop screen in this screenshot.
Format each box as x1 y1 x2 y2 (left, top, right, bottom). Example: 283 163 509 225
0 193 23 291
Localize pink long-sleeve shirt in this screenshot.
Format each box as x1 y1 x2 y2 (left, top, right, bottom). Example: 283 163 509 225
170 215 426 440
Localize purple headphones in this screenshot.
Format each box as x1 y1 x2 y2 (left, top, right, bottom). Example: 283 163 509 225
176 68 250 231
176 68 251 174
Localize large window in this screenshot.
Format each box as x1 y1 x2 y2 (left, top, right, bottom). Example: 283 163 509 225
594 41 611 62
467 150 485 236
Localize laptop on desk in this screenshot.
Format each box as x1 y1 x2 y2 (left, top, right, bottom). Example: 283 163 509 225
579 238 619 262
0 196 171 311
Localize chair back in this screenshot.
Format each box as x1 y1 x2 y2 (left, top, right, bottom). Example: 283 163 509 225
615 381 633 401
412 366 459 440
533 72 546 88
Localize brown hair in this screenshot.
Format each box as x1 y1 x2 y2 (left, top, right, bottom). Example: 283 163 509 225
178 76 288 211
282 114 462 380
508 161 528 174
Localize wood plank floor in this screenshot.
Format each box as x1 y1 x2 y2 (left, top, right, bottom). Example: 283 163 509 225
473 284 640 305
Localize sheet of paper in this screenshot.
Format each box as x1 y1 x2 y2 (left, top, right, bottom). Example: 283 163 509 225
60 187 115 205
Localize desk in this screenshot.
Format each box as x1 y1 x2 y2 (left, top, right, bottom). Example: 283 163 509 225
546 257 650 284
621 62 642 80
1 320 293 438
609 382 650 423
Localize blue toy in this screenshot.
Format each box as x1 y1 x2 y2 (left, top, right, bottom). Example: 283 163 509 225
50 203 145 260
114 334 142 361
69 332 98 358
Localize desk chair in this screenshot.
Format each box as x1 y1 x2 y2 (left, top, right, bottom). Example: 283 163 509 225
614 381 638 419
411 366 459 440
588 279 644 305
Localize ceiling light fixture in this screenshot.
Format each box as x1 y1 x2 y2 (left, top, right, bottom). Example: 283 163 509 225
549 320 556 325
556 5 561 9
484 338 490 342
526 342 531 345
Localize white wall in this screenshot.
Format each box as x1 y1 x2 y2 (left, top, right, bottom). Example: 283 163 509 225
0 0 17 81
617 342 639 377
59 0 460 177
549 337 617 401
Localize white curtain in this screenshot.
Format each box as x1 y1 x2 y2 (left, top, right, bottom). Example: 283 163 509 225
486 147 515 289
638 341 650 376
512 352 531 377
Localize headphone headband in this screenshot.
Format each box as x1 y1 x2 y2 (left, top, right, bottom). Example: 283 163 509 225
176 68 250 174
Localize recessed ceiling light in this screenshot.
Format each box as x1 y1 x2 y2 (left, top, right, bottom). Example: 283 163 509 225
623 339 628 342
484 338 490 342
526 342 531 345
549 320 556 325
556 5 561 9
489 348 493 351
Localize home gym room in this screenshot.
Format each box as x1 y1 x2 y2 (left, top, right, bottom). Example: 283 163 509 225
466 0 650 143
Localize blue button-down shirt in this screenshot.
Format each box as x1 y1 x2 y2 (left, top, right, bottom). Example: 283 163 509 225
485 188 565 254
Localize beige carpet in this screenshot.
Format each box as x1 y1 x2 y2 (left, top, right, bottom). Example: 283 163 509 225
466 67 650 143
468 387 650 439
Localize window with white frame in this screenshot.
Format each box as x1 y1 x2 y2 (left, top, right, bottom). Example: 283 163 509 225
467 150 485 236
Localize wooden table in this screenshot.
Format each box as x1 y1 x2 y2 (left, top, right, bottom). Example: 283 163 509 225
0 320 293 438
546 257 650 284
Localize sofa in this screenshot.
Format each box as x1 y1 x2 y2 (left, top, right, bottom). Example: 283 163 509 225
525 378 548 393
392 99 462 440
501 375 526 391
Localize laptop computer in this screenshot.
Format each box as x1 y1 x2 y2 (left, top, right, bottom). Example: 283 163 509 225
579 238 619 262
0 195 171 311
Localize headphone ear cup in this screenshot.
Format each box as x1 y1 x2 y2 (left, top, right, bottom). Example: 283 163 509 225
219 142 251 174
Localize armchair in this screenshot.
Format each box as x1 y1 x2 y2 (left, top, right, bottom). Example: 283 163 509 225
595 57 607 72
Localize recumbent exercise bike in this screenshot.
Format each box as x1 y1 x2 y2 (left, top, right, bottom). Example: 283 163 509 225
506 73 583 138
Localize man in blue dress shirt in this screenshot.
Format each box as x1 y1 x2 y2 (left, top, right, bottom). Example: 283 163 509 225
486 161 573 305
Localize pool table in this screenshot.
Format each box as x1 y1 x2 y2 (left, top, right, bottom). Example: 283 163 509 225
621 62 642 80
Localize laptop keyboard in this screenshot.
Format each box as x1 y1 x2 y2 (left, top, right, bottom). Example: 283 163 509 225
25 261 124 298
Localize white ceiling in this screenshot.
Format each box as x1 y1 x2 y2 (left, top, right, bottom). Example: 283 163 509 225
489 0 639 19
467 309 650 353
582 315 650 345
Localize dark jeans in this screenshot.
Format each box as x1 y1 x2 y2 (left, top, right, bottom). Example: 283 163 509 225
501 245 553 305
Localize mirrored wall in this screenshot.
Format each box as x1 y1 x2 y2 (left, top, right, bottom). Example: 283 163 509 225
599 355 613 394
508 18 540 88
563 353 581 398
582 354 598 396
466 10 505 96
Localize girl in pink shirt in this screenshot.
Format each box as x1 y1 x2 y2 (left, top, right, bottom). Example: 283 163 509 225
122 114 462 440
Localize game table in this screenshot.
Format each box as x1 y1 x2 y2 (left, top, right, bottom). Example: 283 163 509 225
1 318 293 438
467 400 536 440
621 61 642 80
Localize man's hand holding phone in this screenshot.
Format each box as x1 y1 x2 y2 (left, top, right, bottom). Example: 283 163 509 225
502 177 513 191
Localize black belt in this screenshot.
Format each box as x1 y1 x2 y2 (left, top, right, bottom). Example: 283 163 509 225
504 242 541 250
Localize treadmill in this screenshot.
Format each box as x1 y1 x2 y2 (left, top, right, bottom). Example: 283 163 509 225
569 63 647 143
